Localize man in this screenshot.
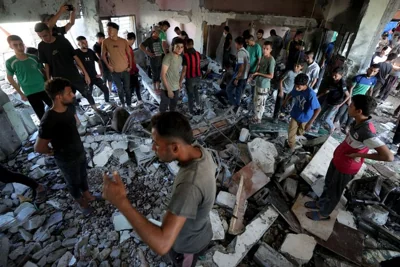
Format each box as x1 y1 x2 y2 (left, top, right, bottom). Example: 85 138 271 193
372 53 399 98
226 36 250 111
42 3 76 38
35 78 99 215
140 29 163 94
245 35 262 76
376 32 390 52
305 95 393 221
160 38 185 112
286 30 304 69
223 26 233 68
103 111 216 265
180 38 202 115
256 29 265 47
34 23 98 111
305 51 320 90
127 32 142 106
159 21 171 54
266 29 283 60
6 35 52 120
102 22 133 108
93 32 113 92
75 36 110 103
174 26 181 36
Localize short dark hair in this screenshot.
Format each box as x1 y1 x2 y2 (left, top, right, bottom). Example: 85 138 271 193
297 41 306 47
187 38 194 46
294 73 309 86
76 36 86 41
173 38 184 46
224 26 230 32
107 22 119 31
246 35 254 41
174 26 180 31
96 32 105 38
127 32 136 40
305 50 314 57
181 31 188 38
270 29 277 35
45 78 71 100
352 95 377 116
151 112 193 145
34 22 50 33
333 67 345 75
295 30 304 37
263 41 273 47
26 47 38 56
235 36 245 46
370 63 380 69
387 53 398 61
7 35 23 44
257 29 264 35
242 30 251 39
161 21 170 27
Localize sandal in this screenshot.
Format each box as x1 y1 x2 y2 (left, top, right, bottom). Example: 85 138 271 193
306 211 330 221
304 201 319 210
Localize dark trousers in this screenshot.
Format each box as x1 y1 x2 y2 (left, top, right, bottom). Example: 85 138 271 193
334 103 353 127
0 164 38 190
378 75 398 101
112 71 131 105
227 78 246 107
273 93 288 119
55 153 88 200
318 161 354 216
70 79 95 106
186 77 201 113
89 77 110 102
26 91 52 120
160 90 179 112
393 120 400 145
223 50 230 68
372 81 384 97
130 73 142 101
216 87 228 106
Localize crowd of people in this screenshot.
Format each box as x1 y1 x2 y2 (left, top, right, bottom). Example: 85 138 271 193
1 4 399 264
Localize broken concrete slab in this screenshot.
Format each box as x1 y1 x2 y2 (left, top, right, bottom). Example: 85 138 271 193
111 140 128 150
47 248 68 263
210 209 225 241
215 191 248 210
0 212 14 231
62 227 79 238
2 183 14 195
112 212 133 231
213 206 279 267
112 148 130 165
254 242 294 267
337 209 357 230
33 226 51 242
32 240 62 261
15 202 36 223
19 228 33 241
93 145 113 167
23 215 46 231
292 195 338 241
283 178 298 199
44 211 63 228
280 233 316 265
362 205 389 226
247 138 278 175
12 183 30 195
227 162 270 199
57 251 73 267
229 175 246 235
119 230 131 244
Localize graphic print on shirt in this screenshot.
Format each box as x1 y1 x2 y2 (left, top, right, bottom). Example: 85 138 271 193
295 95 307 110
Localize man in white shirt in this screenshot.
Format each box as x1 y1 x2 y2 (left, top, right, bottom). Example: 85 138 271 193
305 51 320 91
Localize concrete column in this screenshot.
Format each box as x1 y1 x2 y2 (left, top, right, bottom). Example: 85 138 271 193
80 0 101 44
346 0 400 75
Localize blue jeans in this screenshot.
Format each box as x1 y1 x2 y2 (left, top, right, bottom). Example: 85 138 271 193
315 102 338 132
227 78 246 107
112 71 131 105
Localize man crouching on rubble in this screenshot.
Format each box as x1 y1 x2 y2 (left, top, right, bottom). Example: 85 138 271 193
102 112 217 266
35 78 100 216
305 95 394 221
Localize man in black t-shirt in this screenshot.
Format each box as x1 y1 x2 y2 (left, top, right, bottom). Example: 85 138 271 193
35 78 98 216
223 26 232 68
41 4 76 38
76 36 110 103
34 22 98 111
140 29 163 93
93 32 113 92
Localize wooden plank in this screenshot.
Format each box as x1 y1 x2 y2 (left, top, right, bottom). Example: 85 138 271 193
229 175 246 235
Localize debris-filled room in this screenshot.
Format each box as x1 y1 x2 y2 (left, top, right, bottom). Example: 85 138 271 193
1 0 400 266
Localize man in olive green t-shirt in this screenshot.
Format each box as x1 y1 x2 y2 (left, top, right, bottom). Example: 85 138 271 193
6 35 52 120
160 38 184 112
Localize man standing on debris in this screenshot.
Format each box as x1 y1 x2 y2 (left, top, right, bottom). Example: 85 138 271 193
102 22 133 108
223 26 233 68
372 53 399 97
93 32 113 92
248 41 275 124
160 38 185 112
283 73 321 151
226 36 250 111
180 38 202 115
266 29 283 60
305 95 393 221
102 111 217 265
305 51 320 90
6 35 52 120
35 23 99 112
159 21 171 54
245 35 262 78
126 32 142 106
35 78 100 215
75 36 110 103
286 30 304 70
140 28 163 95
256 29 265 47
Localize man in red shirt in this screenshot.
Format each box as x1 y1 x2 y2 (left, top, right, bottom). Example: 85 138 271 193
305 95 393 221
127 32 142 106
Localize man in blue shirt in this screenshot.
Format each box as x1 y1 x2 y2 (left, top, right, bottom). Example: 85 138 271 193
283 73 321 151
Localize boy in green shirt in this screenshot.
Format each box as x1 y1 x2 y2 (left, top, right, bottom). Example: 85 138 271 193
158 20 170 54
6 35 52 120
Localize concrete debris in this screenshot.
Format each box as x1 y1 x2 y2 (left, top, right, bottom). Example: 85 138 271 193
254 242 294 267
12 182 30 195
44 211 63 228
362 205 389 226
113 148 130 165
210 209 225 241
280 233 317 265
213 206 279 267
363 249 400 266
63 227 79 238
107 231 119 241
0 212 14 231
93 145 114 167
120 230 131 244
337 209 357 230
113 212 133 231
167 161 180 176
283 178 298 199
57 251 73 267
47 248 68 263
0 237 9 267
216 191 241 209
111 141 128 150
23 215 46 230
32 240 62 260
46 199 62 209
62 238 78 248
2 183 14 195
253 187 270 206
248 138 278 175
98 248 112 261
19 228 33 241
33 226 51 242
23 262 38 267
30 167 46 179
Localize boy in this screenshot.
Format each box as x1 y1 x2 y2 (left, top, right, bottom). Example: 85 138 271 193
215 63 234 107
6 35 52 120
273 62 303 122
372 53 398 97
127 32 142 106
93 32 113 92
305 95 393 221
334 64 379 131
283 73 321 151
75 36 110 103
249 41 275 123
314 67 349 133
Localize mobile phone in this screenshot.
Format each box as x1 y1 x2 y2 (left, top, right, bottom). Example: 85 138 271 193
65 4 74 11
